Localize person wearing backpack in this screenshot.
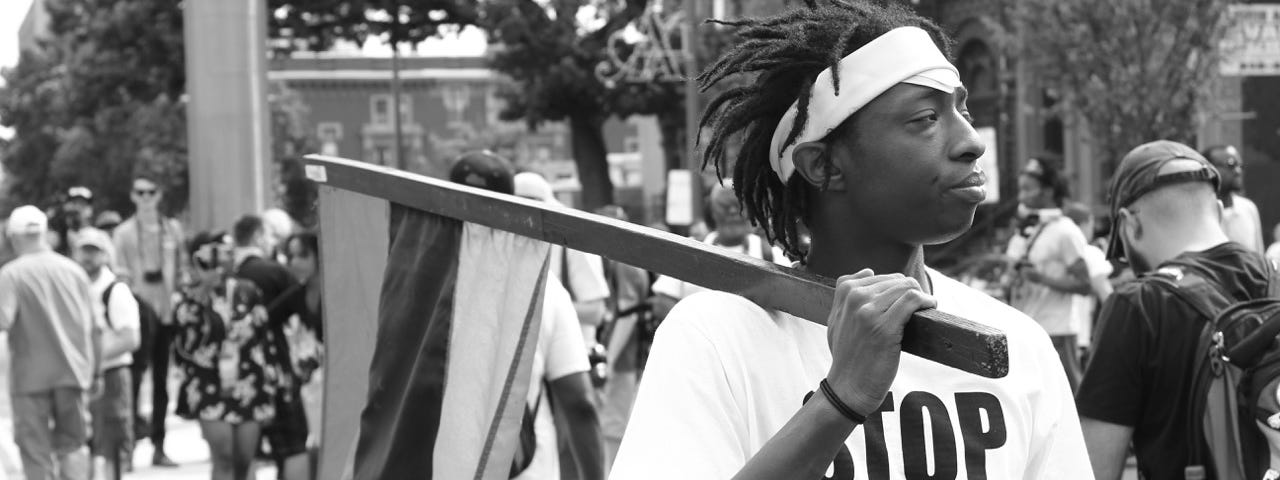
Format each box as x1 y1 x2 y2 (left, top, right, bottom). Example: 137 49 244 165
448 152 606 480
73 228 141 480
1077 140 1278 480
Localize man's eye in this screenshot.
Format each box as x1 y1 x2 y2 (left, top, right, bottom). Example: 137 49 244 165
911 112 940 124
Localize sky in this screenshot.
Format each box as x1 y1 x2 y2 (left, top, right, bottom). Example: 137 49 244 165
0 0 35 140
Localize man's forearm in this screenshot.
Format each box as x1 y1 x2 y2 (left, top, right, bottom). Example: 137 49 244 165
1040 274 1091 296
733 392 859 480
562 398 606 480
100 328 141 360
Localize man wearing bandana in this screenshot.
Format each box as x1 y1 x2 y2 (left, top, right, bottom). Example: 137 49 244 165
610 2 1090 479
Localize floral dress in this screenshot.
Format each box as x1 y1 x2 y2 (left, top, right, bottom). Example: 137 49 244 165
173 277 286 424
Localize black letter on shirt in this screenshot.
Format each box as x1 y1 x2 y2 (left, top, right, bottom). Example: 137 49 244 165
863 393 896 480
955 392 1007 480
900 392 958 480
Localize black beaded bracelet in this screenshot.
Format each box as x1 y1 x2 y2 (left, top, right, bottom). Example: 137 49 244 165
819 379 867 424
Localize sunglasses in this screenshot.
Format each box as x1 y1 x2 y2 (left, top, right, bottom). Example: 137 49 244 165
133 189 158 197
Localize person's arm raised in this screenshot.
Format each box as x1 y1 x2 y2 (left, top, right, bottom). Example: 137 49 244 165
733 269 935 479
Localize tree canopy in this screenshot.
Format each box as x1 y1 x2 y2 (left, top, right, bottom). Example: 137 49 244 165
1002 0 1232 172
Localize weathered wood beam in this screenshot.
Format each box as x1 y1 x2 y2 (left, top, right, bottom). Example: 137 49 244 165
304 155 1009 378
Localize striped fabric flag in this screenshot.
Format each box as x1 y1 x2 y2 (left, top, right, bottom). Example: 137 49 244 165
352 203 551 480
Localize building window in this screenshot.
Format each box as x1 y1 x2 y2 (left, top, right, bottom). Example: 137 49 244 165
370 94 413 126
441 84 473 125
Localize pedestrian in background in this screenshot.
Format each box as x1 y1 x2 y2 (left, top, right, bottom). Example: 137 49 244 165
1203 145 1264 253
112 173 185 468
230 214 314 480
74 228 141 480
0 206 96 480
172 231 286 480
1005 158 1092 392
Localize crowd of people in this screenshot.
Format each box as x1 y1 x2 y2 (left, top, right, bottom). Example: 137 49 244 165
0 175 324 480
6 2 1280 480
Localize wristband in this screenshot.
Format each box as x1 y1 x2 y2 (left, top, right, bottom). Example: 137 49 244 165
819 379 867 424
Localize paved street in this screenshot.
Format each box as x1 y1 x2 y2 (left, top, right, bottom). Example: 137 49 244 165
0 333 277 479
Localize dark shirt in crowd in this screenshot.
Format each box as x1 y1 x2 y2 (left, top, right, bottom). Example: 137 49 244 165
1076 242 1272 480
235 254 309 360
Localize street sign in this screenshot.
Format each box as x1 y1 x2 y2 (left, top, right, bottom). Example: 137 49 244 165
1221 4 1280 76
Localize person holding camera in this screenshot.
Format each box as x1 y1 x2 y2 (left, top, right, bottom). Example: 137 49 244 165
1004 158 1092 392
112 173 186 468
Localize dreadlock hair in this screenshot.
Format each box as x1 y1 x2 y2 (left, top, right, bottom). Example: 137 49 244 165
697 0 953 261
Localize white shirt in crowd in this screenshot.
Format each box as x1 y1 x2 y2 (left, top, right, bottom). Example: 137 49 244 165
611 269 1092 480
89 268 139 371
514 277 591 480
1005 209 1088 336
1223 194 1264 253
549 245 610 345
1071 245 1113 348
652 232 789 300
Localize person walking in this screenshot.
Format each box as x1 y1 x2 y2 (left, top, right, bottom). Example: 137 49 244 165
0 206 97 480
112 173 185 468
74 228 141 480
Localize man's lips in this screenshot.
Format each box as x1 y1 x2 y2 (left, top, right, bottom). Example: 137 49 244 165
950 170 987 189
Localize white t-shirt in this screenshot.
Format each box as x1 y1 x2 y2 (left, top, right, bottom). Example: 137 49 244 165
1071 246 1113 348
1223 194 1264 253
611 269 1091 480
653 233 789 300
90 268 140 371
1005 210 1088 335
515 277 591 480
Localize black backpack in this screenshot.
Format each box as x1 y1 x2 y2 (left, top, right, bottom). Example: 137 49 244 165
102 281 160 370
1146 261 1280 480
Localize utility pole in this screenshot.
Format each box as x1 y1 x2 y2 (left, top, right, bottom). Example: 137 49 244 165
683 0 702 227
391 3 406 171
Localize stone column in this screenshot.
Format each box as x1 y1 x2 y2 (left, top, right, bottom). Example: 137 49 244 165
184 0 271 232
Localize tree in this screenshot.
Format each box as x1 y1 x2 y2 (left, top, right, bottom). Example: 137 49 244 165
0 0 187 216
267 0 481 55
268 81 321 228
999 0 1232 173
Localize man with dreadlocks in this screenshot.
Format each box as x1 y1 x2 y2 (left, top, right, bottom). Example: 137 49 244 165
610 2 1090 479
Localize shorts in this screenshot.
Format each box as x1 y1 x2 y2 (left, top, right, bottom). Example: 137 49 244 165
90 367 134 456
263 385 309 459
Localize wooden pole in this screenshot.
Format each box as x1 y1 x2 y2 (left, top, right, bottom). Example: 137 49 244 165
304 155 1010 378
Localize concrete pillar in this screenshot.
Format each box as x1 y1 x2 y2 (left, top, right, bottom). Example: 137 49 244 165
635 116 666 225
184 0 271 232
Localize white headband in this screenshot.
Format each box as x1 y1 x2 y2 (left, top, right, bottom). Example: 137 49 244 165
768 26 962 182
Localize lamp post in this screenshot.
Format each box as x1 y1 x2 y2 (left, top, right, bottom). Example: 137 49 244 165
683 0 702 230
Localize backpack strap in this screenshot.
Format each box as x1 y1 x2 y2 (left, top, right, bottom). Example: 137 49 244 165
1142 265 1235 325
101 280 120 330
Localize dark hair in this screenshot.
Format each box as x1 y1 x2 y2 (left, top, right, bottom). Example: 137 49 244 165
285 231 319 260
1021 157 1069 207
232 215 264 247
697 0 953 260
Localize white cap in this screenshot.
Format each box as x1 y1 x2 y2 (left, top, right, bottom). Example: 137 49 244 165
7 206 48 235
514 172 554 202
72 227 115 257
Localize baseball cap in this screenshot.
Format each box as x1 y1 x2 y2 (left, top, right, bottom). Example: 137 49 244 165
73 227 114 255
67 186 93 202
1105 140 1220 261
449 151 515 195
6 206 48 235
514 172 554 202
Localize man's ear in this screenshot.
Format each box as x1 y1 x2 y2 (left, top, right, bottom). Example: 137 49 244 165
792 141 846 191
1119 208 1142 241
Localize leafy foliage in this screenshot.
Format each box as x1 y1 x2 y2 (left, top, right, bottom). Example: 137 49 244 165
267 0 482 55
999 0 1232 171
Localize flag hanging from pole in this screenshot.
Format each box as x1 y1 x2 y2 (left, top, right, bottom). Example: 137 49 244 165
352 203 550 480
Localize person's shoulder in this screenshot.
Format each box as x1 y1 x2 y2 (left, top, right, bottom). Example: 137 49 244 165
664 290 787 339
